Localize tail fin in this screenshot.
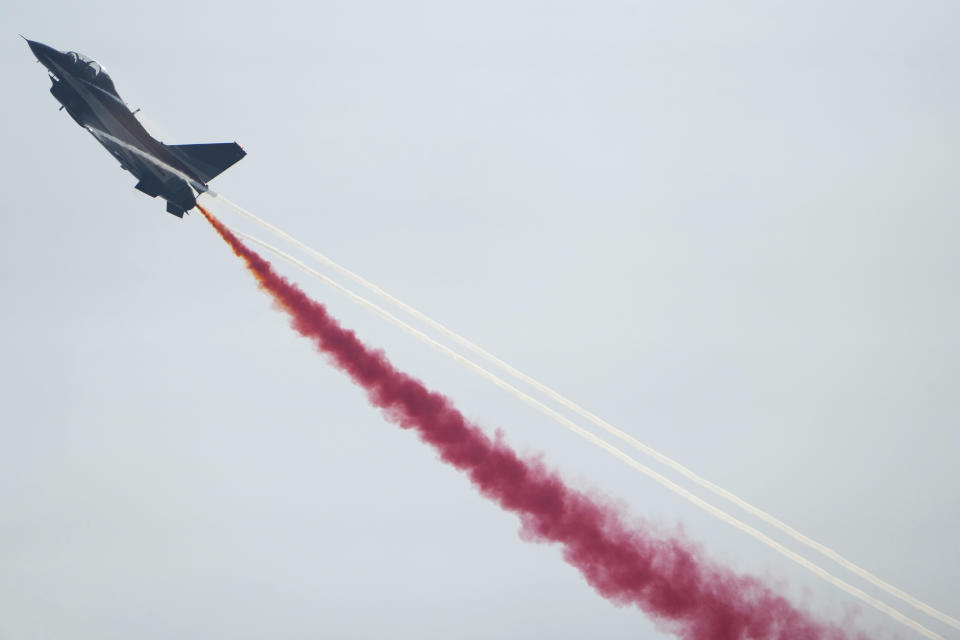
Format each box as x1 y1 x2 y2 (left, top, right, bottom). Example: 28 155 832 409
166 201 187 218
167 142 246 184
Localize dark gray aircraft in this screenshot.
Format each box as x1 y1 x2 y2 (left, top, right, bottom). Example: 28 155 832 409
25 38 245 217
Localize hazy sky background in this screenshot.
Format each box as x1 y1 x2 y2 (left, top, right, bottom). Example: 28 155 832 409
1 1 957 638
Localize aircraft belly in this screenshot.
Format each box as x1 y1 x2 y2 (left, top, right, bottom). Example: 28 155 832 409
63 73 190 192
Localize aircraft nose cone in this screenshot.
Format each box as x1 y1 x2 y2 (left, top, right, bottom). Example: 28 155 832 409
25 38 58 63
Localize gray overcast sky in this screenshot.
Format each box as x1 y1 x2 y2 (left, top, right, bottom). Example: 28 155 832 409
1 1 957 638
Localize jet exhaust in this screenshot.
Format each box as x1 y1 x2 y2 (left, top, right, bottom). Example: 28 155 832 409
210 194 960 633
197 204 870 640
210 201 950 638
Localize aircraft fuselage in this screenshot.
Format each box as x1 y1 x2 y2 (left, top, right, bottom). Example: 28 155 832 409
26 39 244 217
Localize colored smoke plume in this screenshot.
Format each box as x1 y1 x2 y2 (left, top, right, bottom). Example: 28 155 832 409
197 204 862 640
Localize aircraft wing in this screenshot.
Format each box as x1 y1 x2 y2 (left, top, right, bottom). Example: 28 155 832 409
90 128 145 175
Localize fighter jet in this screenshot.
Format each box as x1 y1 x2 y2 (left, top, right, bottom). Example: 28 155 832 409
24 38 245 217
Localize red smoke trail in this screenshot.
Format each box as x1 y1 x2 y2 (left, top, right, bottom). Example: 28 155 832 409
198 205 861 640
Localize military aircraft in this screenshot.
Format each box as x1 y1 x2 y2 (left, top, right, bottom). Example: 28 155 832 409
24 38 245 217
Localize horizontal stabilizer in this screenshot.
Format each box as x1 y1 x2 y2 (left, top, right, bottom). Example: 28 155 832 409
167 142 246 184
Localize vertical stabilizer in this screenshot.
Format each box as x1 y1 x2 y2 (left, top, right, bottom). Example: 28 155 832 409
167 142 246 184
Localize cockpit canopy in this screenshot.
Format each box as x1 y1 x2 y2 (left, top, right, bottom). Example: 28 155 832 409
65 50 119 97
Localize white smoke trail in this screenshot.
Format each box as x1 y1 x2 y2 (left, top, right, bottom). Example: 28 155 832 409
211 194 960 633
82 131 951 632
226 226 941 640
